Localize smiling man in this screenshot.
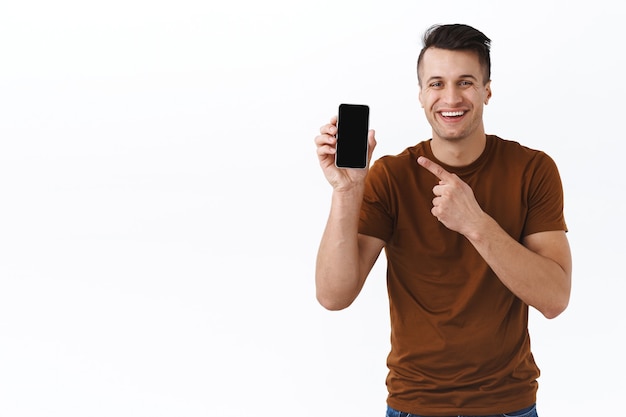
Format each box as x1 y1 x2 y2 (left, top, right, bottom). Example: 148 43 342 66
314 24 571 417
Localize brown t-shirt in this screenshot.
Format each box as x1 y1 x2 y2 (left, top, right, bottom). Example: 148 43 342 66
359 135 567 416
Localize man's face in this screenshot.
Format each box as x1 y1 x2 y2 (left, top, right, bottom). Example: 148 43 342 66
418 47 492 142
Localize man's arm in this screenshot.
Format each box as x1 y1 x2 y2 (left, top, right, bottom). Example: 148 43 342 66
316 195 385 310
314 117 384 310
417 156 572 319
466 222 571 319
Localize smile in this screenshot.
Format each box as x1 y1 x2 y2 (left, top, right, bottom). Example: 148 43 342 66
440 111 465 117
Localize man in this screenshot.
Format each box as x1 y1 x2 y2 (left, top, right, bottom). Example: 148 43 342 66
314 24 571 417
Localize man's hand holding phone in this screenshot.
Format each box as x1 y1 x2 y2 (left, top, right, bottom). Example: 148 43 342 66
314 105 376 192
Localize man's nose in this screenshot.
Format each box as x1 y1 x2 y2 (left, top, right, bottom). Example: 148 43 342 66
442 86 463 105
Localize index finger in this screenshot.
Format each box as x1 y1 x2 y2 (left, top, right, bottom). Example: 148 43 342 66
319 115 338 135
417 156 453 181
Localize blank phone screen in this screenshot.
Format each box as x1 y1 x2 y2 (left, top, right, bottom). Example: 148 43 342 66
336 104 369 168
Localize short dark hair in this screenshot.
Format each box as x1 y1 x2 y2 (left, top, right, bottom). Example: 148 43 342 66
417 24 491 86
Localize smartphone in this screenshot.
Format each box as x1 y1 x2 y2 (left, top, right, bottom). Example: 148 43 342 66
335 103 369 169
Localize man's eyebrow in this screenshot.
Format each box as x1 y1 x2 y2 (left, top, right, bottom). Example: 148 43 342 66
426 74 479 83
425 76 443 84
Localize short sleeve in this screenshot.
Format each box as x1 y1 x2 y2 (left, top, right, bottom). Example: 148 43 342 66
523 152 568 236
358 159 395 242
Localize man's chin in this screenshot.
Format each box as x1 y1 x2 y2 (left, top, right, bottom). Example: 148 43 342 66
434 132 468 142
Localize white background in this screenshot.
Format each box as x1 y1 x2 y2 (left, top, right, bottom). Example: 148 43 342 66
0 1 623 416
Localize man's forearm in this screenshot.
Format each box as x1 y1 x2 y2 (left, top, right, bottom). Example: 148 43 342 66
315 186 365 310
466 214 571 319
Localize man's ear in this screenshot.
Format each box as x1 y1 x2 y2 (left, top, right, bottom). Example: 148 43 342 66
484 80 492 105
418 86 424 108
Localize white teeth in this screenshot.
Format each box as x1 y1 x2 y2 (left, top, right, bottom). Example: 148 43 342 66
441 111 464 117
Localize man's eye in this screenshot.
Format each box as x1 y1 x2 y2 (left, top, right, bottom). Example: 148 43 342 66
430 82 442 88
459 80 473 86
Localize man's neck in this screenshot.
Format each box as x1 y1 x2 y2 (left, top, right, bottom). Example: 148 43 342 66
430 132 487 167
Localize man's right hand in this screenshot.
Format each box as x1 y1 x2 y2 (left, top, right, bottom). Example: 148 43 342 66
314 115 377 191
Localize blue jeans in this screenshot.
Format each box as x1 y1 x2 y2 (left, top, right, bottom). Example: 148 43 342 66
386 403 537 417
